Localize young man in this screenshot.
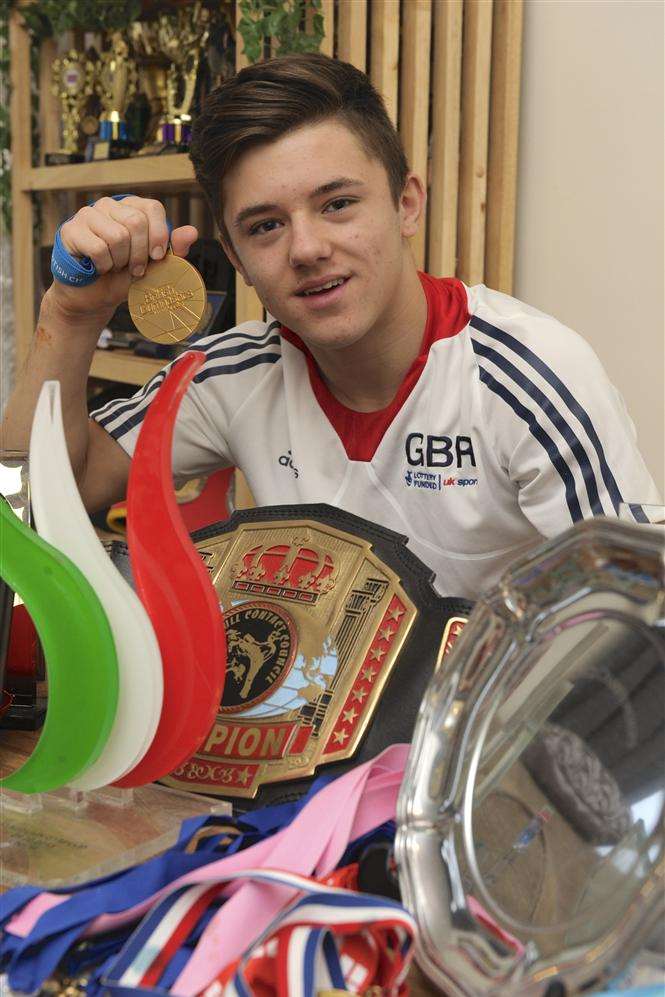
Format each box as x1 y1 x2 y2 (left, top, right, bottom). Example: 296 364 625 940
1 54 659 598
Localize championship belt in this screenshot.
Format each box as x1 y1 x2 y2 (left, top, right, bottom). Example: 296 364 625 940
106 504 471 808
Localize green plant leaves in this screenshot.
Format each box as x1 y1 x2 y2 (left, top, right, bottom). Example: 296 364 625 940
21 0 142 39
237 0 324 64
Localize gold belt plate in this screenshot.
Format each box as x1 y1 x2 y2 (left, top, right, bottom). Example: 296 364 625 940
161 519 418 799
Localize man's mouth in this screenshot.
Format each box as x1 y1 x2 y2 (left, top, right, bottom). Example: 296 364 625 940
295 276 351 304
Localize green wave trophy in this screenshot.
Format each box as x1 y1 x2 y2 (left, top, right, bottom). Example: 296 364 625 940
88 33 138 161
156 2 210 153
46 51 95 165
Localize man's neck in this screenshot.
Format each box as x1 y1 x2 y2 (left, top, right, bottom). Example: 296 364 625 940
307 266 428 412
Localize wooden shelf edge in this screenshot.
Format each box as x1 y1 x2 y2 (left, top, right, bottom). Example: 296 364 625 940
25 154 197 192
90 349 166 386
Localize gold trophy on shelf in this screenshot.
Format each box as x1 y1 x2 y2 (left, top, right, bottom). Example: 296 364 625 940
129 21 170 156
156 1 210 153
46 51 95 165
87 33 138 161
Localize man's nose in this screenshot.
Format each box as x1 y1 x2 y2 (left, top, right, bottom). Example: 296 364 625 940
288 218 332 268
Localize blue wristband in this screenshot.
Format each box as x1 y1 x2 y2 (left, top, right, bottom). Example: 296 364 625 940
50 194 134 287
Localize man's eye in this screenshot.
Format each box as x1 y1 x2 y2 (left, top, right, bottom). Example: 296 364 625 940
248 219 280 236
324 197 355 213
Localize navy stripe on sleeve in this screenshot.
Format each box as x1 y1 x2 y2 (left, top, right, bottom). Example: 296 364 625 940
92 316 283 438
103 353 281 440
478 366 583 523
471 314 648 523
193 352 281 384
472 338 605 516
191 321 280 350
95 371 167 429
192 320 280 349
199 335 281 366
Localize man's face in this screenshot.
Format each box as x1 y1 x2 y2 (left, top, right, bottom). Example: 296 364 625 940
221 118 421 351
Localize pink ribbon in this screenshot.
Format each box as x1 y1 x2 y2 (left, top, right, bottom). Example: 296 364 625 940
6 893 70 936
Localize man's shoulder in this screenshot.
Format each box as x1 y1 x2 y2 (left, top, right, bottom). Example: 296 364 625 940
188 318 284 390
464 283 598 373
192 317 282 354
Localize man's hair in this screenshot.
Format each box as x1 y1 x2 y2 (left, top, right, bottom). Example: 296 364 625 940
189 52 409 245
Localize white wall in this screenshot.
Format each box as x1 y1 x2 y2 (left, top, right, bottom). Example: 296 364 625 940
514 0 664 495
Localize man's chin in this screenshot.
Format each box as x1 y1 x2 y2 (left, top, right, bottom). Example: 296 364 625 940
287 319 370 352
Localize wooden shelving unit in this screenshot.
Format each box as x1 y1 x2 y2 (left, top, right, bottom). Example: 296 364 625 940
9 1 523 385
25 154 196 193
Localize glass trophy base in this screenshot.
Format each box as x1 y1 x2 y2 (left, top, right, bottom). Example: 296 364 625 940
0 782 230 889
44 152 84 165
137 142 186 157
137 122 191 157
85 138 135 162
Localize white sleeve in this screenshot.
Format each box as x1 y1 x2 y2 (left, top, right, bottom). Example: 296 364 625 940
90 320 281 483
470 300 662 537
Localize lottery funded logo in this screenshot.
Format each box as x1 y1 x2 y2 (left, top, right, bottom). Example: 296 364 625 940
222 601 297 714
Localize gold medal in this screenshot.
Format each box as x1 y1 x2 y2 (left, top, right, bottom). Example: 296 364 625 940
128 247 207 343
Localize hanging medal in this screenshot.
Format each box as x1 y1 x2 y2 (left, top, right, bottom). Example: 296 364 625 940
128 245 207 343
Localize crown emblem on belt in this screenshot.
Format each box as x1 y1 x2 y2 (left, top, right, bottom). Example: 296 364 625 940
231 536 337 604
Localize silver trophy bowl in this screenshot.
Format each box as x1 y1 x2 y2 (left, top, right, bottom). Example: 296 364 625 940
396 517 665 995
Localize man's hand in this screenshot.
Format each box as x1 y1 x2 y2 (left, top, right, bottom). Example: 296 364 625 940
0 194 199 508
47 195 199 321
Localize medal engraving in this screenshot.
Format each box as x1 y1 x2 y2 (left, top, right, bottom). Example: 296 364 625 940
128 251 207 343
138 283 194 317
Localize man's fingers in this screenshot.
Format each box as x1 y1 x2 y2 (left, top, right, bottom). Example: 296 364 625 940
111 196 170 262
171 225 199 258
59 228 114 275
60 207 131 273
106 203 150 277
94 196 170 275
58 198 186 281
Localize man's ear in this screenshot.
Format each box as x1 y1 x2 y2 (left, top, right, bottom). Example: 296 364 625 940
399 173 426 240
220 234 254 287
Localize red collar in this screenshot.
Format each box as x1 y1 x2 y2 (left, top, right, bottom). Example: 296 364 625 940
280 272 469 462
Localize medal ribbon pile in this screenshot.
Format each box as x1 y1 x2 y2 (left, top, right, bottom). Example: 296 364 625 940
1 747 414 996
